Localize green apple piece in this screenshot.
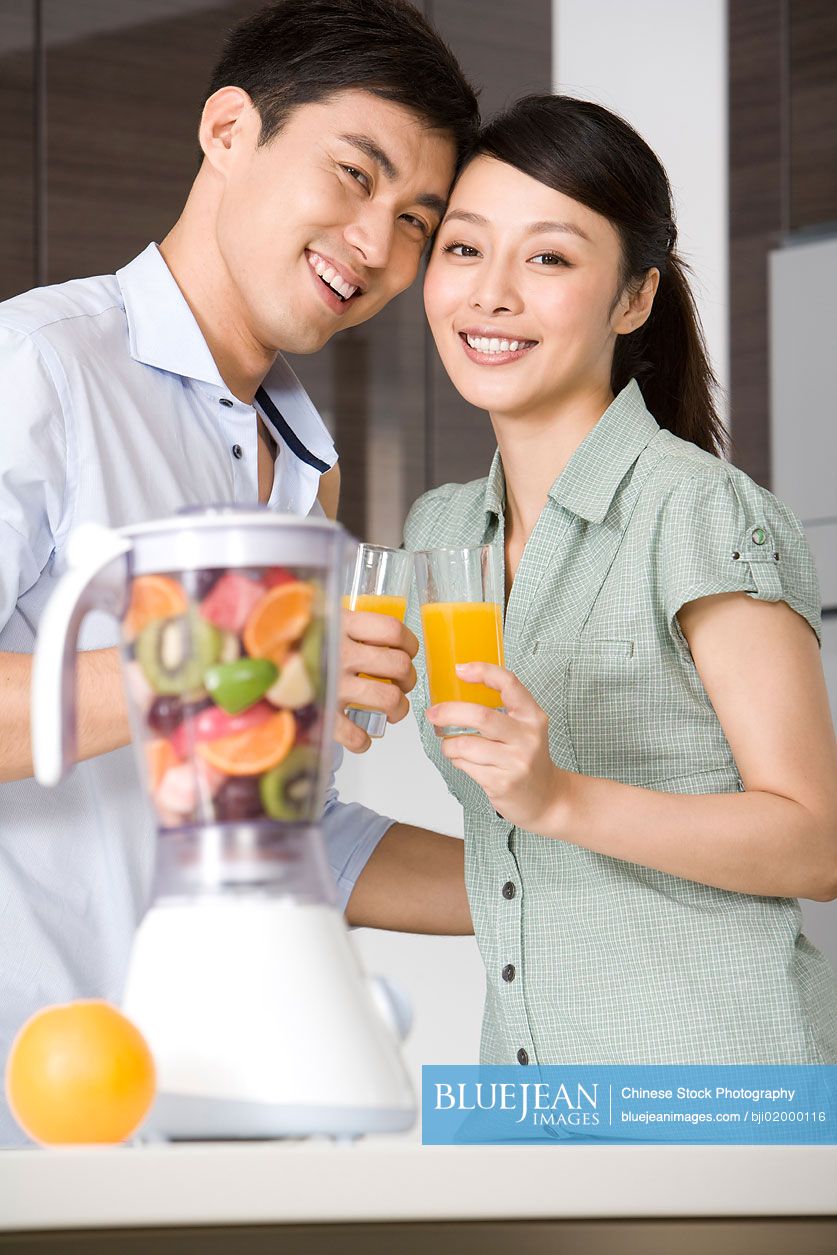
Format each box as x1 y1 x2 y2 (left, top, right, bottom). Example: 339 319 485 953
205 657 278 715
265 652 314 711
300 617 325 698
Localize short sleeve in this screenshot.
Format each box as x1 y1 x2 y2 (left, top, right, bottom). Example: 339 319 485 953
657 464 822 646
0 324 69 632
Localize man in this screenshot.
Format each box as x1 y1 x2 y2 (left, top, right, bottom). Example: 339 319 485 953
0 0 476 1143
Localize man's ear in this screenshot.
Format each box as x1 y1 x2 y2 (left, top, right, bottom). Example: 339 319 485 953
198 86 257 173
612 267 660 336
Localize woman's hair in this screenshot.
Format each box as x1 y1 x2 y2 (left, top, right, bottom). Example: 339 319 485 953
475 95 725 457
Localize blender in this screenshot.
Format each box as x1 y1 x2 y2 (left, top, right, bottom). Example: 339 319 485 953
31 508 414 1140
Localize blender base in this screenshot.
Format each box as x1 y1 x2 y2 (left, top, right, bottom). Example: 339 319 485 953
142 1093 414 1142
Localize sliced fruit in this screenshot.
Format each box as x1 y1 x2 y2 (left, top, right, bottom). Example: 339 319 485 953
300 617 325 698
265 652 314 710
156 762 198 818
124 575 187 640
145 738 180 792
170 701 272 759
243 582 315 665
205 657 278 715
198 710 296 777
200 572 265 634
136 608 221 696
262 567 296 588
260 746 320 821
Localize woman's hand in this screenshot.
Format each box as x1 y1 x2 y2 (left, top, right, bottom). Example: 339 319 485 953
336 609 418 752
425 662 568 832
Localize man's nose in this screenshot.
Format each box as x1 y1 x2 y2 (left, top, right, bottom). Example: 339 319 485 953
343 206 395 271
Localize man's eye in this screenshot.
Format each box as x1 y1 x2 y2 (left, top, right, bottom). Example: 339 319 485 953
342 165 371 190
442 242 480 258
401 213 431 237
530 252 568 266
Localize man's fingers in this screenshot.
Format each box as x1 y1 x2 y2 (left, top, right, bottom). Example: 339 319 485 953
334 711 372 754
342 640 416 691
343 609 419 658
342 677 410 723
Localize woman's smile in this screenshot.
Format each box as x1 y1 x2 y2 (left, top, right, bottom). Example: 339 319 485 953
457 327 539 366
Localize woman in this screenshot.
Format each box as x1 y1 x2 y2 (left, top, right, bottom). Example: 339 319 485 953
403 95 837 1065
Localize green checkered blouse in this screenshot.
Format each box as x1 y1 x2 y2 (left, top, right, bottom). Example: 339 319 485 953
403 379 837 1065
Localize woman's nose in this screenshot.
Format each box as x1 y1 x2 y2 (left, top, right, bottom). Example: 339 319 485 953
468 268 522 316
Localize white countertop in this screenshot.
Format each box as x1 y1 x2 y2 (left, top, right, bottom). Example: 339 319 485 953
2 1136 836 1230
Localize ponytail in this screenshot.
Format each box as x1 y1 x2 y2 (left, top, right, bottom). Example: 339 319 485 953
612 253 726 457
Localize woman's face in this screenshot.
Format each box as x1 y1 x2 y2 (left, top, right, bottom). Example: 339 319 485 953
424 155 631 422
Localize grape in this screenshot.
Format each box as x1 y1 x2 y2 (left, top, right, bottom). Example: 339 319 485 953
147 695 185 735
213 775 265 822
181 568 224 601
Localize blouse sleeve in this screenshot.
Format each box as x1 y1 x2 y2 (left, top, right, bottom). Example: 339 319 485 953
657 463 822 646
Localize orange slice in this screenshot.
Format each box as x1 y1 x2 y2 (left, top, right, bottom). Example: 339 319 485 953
145 738 180 792
243 582 315 665
125 575 187 639
197 710 296 776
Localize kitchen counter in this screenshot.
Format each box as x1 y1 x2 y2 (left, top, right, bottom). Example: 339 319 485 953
1 1136 836 1252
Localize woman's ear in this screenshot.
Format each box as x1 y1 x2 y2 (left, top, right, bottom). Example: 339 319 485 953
612 267 660 336
198 87 258 174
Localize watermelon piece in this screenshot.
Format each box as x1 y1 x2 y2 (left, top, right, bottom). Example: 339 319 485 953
262 567 296 589
170 700 273 758
199 572 265 633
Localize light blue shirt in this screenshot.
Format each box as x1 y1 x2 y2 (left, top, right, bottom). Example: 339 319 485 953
0 244 391 1144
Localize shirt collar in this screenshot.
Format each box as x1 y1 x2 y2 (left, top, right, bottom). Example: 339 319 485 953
116 243 227 390
482 379 659 526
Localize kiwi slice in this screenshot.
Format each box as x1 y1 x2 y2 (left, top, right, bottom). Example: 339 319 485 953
137 607 221 696
260 746 320 822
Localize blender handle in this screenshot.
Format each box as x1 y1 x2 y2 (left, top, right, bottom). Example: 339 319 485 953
32 523 132 787
367 974 413 1042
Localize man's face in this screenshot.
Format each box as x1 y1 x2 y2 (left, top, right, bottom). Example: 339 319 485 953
211 89 456 354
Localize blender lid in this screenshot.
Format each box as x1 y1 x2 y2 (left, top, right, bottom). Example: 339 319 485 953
123 504 339 540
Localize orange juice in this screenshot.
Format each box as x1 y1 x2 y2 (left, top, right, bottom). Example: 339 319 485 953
342 594 407 620
421 601 504 707
341 593 408 697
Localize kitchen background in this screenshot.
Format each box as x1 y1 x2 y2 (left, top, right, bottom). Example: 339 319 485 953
1 0 835 1090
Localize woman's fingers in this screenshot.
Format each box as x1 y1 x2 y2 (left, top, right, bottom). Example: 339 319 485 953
425 701 511 741
453 662 541 719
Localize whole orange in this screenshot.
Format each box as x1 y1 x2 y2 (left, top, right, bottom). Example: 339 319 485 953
5 1000 156 1145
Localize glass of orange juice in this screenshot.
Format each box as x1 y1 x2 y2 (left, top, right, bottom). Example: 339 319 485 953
342 543 413 738
413 544 505 737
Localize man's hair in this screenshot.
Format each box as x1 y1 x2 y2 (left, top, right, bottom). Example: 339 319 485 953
207 0 480 164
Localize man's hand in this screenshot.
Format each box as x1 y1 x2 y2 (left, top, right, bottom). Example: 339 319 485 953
336 609 419 752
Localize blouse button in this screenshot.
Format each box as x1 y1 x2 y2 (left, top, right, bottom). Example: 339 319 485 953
502 964 516 983
517 1048 529 1066
752 527 766 545
502 881 516 900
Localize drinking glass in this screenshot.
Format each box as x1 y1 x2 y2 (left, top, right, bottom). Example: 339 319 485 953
413 544 505 737
342 543 413 738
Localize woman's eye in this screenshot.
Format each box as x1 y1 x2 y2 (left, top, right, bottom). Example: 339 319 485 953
341 165 371 191
442 242 480 258
530 252 568 266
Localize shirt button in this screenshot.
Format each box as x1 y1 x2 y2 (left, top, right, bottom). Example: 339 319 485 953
751 527 766 545
219 397 234 408
502 881 516 900
502 964 516 983
517 1048 529 1066
232 444 243 460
